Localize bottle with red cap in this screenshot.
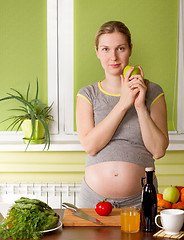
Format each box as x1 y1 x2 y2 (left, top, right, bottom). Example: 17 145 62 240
141 167 157 232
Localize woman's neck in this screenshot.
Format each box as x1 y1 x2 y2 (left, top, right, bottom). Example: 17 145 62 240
101 75 121 94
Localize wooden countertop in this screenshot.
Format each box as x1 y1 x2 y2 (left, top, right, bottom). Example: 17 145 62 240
1 209 183 240
42 225 184 240
41 209 184 240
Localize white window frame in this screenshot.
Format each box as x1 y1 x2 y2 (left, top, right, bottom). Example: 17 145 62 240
168 0 184 150
0 0 183 151
48 0 77 138
0 0 82 151
47 0 184 151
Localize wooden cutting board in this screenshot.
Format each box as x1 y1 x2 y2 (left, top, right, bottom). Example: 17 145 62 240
62 208 121 226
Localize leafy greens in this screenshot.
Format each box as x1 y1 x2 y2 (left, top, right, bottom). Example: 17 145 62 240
0 197 60 240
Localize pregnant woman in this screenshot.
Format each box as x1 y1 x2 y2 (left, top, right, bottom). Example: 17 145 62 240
76 21 169 208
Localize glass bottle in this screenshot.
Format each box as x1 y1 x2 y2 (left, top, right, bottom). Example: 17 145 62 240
141 167 157 232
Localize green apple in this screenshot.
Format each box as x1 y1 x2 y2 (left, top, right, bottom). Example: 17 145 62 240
163 186 180 203
123 65 140 78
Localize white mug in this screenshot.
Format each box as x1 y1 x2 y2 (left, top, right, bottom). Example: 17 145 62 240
155 209 184 235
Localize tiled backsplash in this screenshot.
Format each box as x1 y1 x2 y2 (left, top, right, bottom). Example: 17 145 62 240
0 183 81 208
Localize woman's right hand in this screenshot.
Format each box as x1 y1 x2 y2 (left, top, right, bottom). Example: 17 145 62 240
119 67 140 110
76 68 140 156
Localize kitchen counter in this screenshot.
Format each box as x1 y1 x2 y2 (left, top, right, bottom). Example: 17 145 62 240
41 209 184 240
42 226 155 240
42 225 184 240
0 209 183 240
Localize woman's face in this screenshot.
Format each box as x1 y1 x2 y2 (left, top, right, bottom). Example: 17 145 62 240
95 31 132 77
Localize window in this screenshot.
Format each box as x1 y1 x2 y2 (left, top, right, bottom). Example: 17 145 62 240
48 0 184 150
47 0 76 138
0 0 82 151
0 0 183 151
168 0 184 149
177 0 184 133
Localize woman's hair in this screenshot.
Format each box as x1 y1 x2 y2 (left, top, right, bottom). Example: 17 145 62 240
95 21 131 50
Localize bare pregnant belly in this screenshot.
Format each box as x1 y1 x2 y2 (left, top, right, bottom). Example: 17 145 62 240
85 161 145 198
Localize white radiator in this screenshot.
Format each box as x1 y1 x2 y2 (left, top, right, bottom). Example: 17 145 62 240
0 183 81 208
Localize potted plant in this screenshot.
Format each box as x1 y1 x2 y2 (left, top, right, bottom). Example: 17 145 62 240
0 80 54 150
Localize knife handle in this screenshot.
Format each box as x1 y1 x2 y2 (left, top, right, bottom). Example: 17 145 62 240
62 202 78 211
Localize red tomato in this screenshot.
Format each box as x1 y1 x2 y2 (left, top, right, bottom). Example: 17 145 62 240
95 200 112 216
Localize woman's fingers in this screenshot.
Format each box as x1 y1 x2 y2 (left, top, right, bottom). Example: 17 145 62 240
129 75 144 82
129 83 145 91
138 65 144 78
124 67 137 82
128 78 146 89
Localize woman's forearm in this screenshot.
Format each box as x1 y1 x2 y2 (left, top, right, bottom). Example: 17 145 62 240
77 102 127 156
136 104 169 159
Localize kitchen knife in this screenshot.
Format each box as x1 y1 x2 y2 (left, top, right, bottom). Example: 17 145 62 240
62 202 103 225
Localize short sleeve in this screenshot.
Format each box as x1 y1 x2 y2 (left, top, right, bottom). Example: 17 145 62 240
77 83 97 106
146 82 164 109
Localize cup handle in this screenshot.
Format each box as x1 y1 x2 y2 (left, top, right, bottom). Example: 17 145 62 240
155 214 163 229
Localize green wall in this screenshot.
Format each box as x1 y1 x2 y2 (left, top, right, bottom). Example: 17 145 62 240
0 0 47 130
0 0 183 192
74 0 178 131
0 0 178 131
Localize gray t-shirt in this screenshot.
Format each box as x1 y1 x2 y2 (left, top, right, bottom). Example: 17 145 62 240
77 81 164 168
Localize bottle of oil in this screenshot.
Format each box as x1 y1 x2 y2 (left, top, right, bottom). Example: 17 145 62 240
141 167 157 232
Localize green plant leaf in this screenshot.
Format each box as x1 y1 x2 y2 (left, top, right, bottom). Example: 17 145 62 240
0 80 54 151
10 88 25 100
37 115 50 150
26 83 30 101
35 78 39 100
25 114 36 151
0 96 15 102
0 116 23 124
6 94 35 112
40 102 54 120
8 108 28 114
16 120 24 132
6 116 25 131
31 99 45 113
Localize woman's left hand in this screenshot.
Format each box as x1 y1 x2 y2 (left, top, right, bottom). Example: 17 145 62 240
128 66 147 109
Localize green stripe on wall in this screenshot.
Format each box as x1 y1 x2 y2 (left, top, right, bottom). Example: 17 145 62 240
155 151 184 193
0 151 183 193
0 172 84 183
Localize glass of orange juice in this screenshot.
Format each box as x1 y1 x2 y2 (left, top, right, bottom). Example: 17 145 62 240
121 207 140 233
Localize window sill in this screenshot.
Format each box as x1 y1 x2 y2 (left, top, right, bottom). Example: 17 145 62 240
0 141 183 152
0 132 184 152
167 133 184 150
0 141 83 151
0 131 84 151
